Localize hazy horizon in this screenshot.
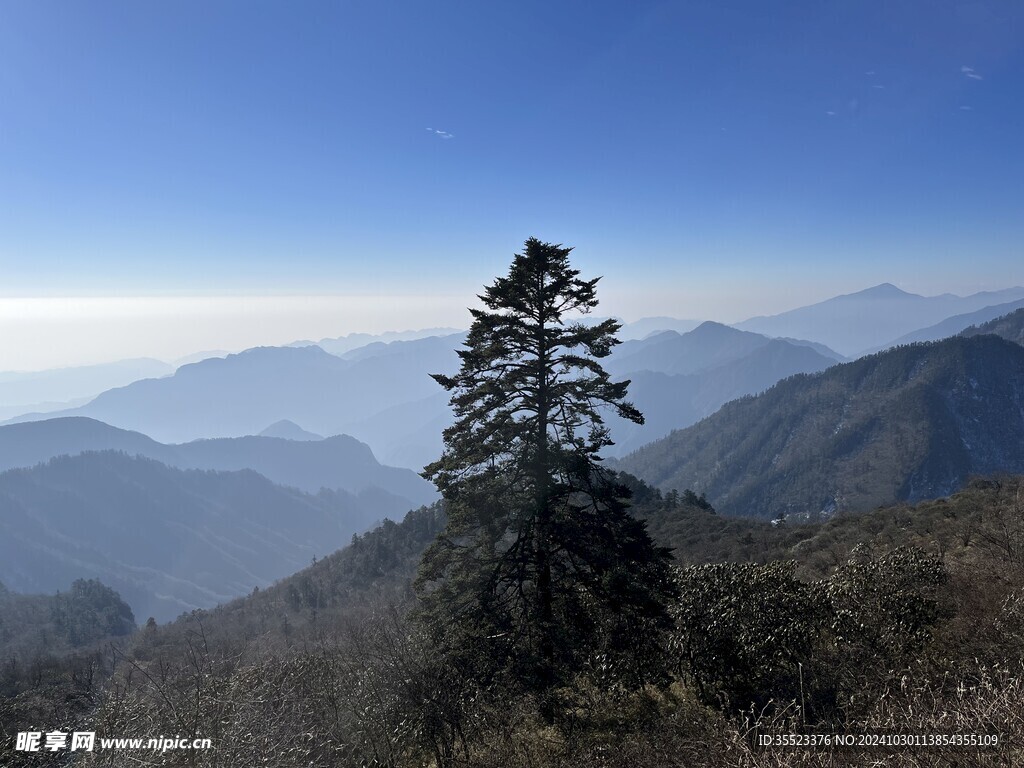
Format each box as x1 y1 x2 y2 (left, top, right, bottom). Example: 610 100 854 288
2 278 1023 372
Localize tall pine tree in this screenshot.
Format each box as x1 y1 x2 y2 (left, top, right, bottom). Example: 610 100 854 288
418 238 675 708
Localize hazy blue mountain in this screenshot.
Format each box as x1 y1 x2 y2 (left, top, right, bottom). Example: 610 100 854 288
335 324 841 464
3 338 463 455
290 328 462 356
173 434 435 507
961 307 1024 346
618 316 702 339
560 315 701 340
0 417 437 510
338 332 466 362
606 338 839 455
608 323 765 376
171 349 231 366
736 283 1024 357
0 357 173 408
258 419 324 440
2 324 842 471
776 337 848 360
344 392 450 470
0 396 93 423
870 298 1024 351
0 417 167 468
3 346 350 441
0 452 388 621
606 321 842 378
617 335 1024 519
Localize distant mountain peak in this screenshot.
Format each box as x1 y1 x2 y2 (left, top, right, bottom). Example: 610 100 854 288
238 344 333 359
733 283 1024 356
848 283 917 299
691 320 744 335
258 420 323 441
639 330 681 343
685 320 766 344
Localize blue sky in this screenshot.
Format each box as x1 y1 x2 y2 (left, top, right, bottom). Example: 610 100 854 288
1 1 1022 367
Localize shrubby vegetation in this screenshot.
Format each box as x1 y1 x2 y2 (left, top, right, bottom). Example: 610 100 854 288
3 478 1024 766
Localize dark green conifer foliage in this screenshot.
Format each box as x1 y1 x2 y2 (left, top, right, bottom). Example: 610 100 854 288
418 238 675 704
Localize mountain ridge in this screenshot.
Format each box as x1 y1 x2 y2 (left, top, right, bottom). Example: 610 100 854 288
616 334 1024 518
961 306 1024 346
0 416 437 510
736 284 1024 356
868 298 1024 352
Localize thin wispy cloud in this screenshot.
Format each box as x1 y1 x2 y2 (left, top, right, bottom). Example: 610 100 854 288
825 110 836 116
959 105 974 111
961 65 983 80
426 127 455 139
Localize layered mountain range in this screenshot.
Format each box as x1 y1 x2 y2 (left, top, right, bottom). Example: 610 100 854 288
2 337 462 466
2 324 841 467
0 418 438 621
2 288 1024 626
0 416 436 512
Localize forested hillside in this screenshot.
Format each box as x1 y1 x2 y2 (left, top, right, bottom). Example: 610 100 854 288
618 335 1024 518
0 579 134 661
0 452 388 621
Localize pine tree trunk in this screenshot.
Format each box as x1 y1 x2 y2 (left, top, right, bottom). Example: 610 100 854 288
535 299 556 722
